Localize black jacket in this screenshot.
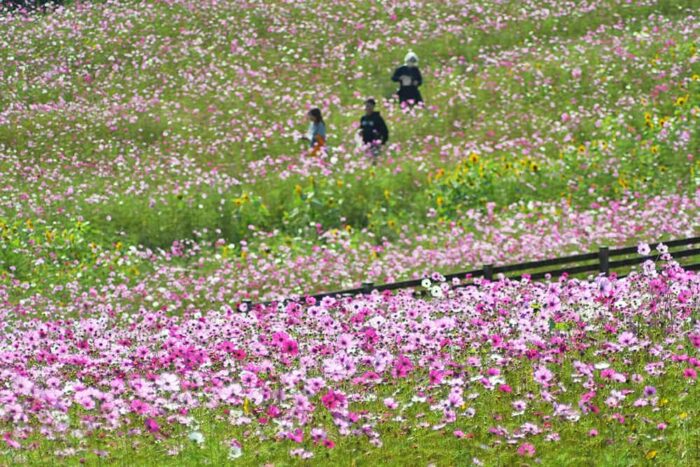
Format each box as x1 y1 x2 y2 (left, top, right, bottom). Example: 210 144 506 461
360 112 389 145
391 66 423 104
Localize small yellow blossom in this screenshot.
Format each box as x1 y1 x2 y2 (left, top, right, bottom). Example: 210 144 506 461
675 95 688 106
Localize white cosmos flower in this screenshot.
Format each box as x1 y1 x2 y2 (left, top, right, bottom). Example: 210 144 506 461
188 431 205 445
228 445 242 460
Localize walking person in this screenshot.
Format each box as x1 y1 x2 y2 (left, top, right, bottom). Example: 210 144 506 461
300 108 326 156
358 99 389 162
391 51 423 107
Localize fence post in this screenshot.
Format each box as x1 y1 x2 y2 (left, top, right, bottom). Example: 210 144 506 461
361 282 374 294
598 247 609 275
483 264 494 281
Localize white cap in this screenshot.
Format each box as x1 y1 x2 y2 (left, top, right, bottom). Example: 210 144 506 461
404 51 419 65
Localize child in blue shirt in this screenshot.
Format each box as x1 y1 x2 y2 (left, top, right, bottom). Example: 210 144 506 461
300 108 326 155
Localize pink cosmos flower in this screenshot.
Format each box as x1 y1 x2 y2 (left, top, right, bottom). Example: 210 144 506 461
498 384 512 393
321 389 347 410
637 243 651 255
383 398 398 410
618 331 637 347
286 428 304 443
534 366 553 385
512 400 527 413
282 339 299 357
517 443 536 457
145 418 159 433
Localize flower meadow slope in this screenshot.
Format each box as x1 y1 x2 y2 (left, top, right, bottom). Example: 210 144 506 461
0 0 698 251
3 189 700 306
1 249 700 464
1 0 700 464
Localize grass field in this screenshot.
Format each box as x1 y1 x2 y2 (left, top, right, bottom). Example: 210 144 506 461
1 0 699 465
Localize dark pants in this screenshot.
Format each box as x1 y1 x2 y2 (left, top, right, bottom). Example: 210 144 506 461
397 86 423 105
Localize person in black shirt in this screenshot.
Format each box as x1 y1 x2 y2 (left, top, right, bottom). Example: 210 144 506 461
359 99 389 160
391 51 423 107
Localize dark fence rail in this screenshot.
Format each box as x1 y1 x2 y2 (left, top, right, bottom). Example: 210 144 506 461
244 235 700 309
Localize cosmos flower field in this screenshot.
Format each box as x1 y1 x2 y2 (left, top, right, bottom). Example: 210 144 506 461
0 0 699 465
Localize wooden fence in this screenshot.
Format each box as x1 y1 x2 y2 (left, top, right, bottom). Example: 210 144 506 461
244 235 700 309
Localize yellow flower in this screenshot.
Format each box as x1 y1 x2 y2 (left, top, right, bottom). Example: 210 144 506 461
578 145 586 154
675 95 688 106
437 196 444 207
115 241 122 250
384 189 390 201
645 450 657 460
651 145 659 154
336 180 344 188
469 152 480 164
243 398 250 415
692 74 699 82
659 398 669 406
294 184 302 196
679 412 688 420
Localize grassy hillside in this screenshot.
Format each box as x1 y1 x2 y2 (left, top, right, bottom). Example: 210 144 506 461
0 1 699 465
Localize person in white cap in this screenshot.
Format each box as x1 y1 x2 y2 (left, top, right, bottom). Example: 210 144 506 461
391 51 423 106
